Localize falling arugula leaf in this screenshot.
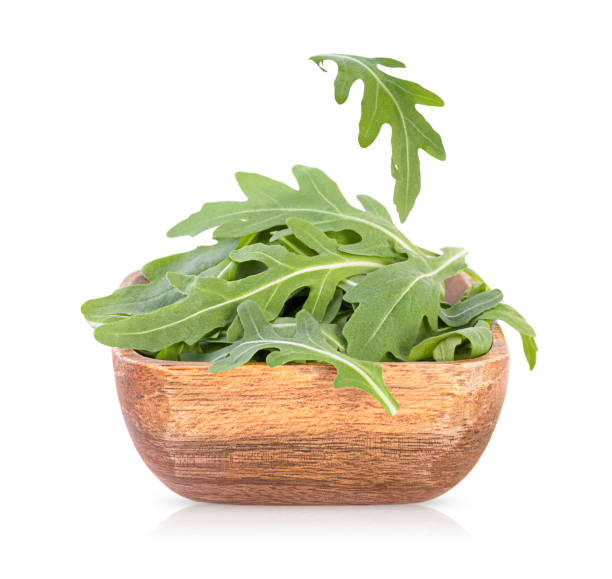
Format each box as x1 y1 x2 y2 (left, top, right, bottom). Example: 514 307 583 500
194 301 399 416
167 165 420 257
311 54 445 221
343 248 467 361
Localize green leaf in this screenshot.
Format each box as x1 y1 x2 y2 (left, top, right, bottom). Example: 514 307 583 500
81 239 237 323
322 288 344 322
270 318 346 352
155 341 203 361
343 248 467 361
198 301 399 416
432 335 464 361
476 303 537 369
439 289 504 327
94 220 387 351
521 335 538 371
408 321 493 362
167 165 419 257
476 303 536 337
466 281 488 297
311 53 445 221
192 318 346 352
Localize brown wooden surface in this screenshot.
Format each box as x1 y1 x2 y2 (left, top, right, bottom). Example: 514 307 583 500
112 271 509 505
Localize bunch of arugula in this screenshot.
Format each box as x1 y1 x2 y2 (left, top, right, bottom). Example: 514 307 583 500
82 53 536 416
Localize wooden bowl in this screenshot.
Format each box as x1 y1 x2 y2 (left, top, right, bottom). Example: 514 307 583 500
113 271 509 505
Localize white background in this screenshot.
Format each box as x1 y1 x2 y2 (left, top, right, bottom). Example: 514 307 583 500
1 1 611 577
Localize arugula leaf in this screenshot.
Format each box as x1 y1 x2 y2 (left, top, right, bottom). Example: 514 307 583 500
321 288 344 322
476 303 537 369
93 220 387 351
270 318 346 352
476 303 535 337
155 341 203 361
408 321 493 362
178 318 345 353
465 281 488 297
432 335 464 361
196 301 399 416
311 54 445 221
343 248 467 361
439 289 504 327
521 336 538 371
167 165 420 257
81 239 237 323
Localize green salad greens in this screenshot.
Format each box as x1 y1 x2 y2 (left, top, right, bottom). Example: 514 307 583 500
82 53 537 416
